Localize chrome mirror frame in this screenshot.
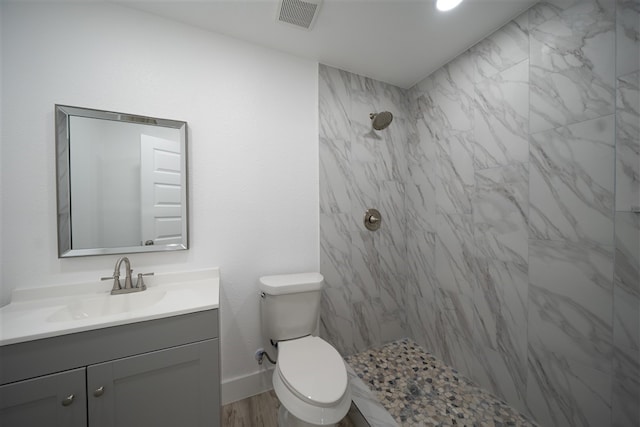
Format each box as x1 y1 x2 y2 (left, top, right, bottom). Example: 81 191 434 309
55 104 189 257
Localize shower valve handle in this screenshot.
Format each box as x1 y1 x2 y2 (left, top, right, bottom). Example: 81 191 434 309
364 208 382 231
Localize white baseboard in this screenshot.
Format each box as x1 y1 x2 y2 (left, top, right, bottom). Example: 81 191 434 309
221 367 275 405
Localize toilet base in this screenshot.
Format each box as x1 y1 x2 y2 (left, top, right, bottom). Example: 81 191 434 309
278 405 337 427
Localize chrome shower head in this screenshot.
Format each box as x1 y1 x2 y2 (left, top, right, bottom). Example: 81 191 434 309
369 111 393 130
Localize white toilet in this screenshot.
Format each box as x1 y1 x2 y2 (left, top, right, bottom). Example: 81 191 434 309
259 272 351 427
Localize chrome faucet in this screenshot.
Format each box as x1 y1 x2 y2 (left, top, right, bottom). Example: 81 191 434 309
101 257 151 295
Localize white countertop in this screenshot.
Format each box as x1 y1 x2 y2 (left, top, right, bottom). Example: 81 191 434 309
0 268 219 346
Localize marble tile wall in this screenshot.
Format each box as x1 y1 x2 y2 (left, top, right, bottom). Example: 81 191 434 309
406 1 640 426
319 1 639 425
614 2 640 426
318 65 411 356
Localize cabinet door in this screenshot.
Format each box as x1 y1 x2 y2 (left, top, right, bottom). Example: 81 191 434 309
0 368 86 427
87 339 219 427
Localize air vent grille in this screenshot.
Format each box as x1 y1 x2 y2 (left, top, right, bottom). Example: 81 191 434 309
278 0 322 30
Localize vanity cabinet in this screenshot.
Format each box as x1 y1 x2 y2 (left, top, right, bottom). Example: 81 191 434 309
88 339 218 427
0 368 87 427
0 309 220 427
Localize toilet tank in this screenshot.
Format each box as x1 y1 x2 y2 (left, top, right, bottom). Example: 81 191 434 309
259 272 323 342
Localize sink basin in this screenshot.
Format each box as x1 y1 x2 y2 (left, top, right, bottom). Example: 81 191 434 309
1 268 219 346
47 289 167 322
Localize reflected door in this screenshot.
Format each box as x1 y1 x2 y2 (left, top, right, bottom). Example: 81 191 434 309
140 135 183 246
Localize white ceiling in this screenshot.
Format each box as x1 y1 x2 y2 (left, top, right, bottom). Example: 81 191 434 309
119 0 538 89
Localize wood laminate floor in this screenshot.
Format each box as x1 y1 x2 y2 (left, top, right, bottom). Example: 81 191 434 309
222 390 356 427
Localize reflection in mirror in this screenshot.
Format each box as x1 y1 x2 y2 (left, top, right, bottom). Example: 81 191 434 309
55 105 188 257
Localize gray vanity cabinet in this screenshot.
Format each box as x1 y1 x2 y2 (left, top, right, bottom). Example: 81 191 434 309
0 368 87 427
0 310 220 427
87 339 219 427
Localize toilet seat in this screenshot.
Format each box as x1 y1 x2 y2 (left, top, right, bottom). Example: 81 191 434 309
278 336 348 406
273 336 351 425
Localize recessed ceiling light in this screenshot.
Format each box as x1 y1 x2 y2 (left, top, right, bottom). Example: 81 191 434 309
436 0 464 12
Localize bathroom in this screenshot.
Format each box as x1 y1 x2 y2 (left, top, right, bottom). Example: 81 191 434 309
1 0 638 426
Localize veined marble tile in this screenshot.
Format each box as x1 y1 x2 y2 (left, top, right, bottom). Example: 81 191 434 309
378 81 411 121
411 98 438 164
473 163 529 264
405 182 437 233
320 213 353 290
361 75 409 120
349 230 379 304
406 231 437 299
526 344 612 427
612 344 640 427
528 2 563 29
321 287 361 356
379 116 408 182
352 299 382 350
354 296 405 351
473 258 528 371
471 258 529 414
529 115 615 246
348 161 379 231
529 0 615 133
406 111 437 233
378 180 405 239
351 132 381 166
472 343 527 415
319 64 352 142
614 211 640 297
405 132 436 206
471 12 529 82
473 60 529 169
350 89 387 157
616 71 640 212
613 284 640 355
435 213 476 298
405 289 440 357
435 290 475 378
528 239 614 374
412 80 445 141
436 131 475 214
614 212 640 352
345 364 399 427
374 227 407 307
320 137 352 214
617 0 640 77
428 56 476 133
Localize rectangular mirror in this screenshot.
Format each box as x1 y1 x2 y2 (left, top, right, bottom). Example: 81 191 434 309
55 105 188 257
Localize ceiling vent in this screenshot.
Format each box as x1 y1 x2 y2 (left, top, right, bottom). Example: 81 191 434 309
277 0 323 31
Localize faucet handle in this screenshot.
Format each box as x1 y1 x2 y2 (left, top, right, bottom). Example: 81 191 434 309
136 272 154 290
101 275 122 293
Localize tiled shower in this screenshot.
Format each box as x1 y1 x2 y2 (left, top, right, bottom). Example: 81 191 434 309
319 1 640 426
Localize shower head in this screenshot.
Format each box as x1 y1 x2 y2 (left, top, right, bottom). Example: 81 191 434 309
370 111 393 130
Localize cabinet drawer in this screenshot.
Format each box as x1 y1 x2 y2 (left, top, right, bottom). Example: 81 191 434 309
0 309 218 386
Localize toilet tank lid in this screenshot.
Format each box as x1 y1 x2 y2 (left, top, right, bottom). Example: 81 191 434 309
259 272 324 295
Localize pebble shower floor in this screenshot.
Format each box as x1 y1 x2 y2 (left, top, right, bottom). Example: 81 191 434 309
345 339 537 427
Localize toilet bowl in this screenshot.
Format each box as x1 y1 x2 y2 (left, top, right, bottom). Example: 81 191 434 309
272 336 351 426
258 273 352 427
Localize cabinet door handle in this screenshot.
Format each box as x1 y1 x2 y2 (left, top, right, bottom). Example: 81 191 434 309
93 386 105 397
61 394 75 406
